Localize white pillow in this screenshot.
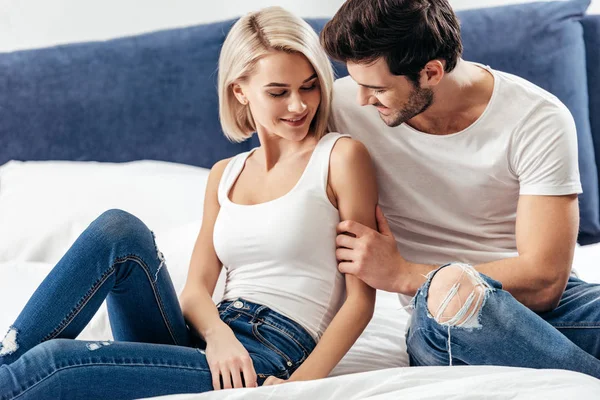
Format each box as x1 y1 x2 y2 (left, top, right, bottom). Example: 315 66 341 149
0 160 210 264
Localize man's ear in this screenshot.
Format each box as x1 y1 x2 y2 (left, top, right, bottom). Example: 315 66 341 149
420 60 445 87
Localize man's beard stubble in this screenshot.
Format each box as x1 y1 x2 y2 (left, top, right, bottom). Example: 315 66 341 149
378 84 434 128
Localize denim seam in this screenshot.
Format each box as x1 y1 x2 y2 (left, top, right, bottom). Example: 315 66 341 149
113 254 179 345
41 254 178 346
41 266 116 342
251 322 295 368
262 318 313 352
553 324 600 328
223 313 242 324
235 310 311 356
407 328 454 366
9 362 211 400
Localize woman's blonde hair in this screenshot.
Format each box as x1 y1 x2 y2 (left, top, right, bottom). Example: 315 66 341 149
218 6 334 142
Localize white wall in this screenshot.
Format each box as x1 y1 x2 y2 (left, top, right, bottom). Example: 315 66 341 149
0 0 598 52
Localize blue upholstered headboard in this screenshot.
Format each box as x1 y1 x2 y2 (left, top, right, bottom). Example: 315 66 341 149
2 0 600 244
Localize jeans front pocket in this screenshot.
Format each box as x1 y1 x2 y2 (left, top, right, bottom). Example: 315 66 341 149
218 307 242 325
251 320 308 370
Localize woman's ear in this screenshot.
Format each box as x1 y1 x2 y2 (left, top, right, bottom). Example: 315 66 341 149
232 83 249 105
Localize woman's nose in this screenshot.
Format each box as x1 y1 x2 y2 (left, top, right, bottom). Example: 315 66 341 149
288 93 307 113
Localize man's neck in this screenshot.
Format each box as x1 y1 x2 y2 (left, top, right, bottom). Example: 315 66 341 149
406 61 495 135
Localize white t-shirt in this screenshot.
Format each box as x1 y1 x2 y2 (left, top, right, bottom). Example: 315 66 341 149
330 64 582 307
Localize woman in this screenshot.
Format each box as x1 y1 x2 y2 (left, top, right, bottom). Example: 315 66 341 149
0 6 378 399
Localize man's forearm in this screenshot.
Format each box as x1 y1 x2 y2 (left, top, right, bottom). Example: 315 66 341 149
396 261 435 296
398 256 570 312
475 256 569 312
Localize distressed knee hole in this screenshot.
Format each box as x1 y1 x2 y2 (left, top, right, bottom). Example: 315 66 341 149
0 327 19 356
427 263 489 328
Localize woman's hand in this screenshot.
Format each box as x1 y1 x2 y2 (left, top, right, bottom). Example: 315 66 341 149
204 323 257 390
263 376 287 386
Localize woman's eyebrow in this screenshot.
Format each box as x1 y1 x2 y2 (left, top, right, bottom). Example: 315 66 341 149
264 73 318 88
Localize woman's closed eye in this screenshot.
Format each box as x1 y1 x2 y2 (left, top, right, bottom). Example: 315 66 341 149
267 83 318 98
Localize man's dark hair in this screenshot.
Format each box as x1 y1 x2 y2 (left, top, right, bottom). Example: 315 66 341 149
321 0 463 84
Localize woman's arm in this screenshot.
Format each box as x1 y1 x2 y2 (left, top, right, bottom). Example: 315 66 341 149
179 158 258 390
286 138 378 382
179 158 229 339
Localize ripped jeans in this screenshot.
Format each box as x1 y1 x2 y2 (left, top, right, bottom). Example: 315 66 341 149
0 210 315 400
406 263 600 378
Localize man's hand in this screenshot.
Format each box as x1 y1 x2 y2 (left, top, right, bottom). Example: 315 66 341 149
335 205 406 292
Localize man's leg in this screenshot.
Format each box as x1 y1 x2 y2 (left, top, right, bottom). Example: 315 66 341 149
406 263 600 378
538 276 600 358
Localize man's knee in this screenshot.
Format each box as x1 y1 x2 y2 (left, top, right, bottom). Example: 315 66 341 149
426 263 489 328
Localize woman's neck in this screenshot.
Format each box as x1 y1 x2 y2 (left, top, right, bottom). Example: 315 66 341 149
252 128 318 172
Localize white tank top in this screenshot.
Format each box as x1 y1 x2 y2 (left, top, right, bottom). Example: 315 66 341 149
213 133 349 341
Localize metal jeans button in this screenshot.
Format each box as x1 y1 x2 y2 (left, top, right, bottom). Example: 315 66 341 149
233 300 243 309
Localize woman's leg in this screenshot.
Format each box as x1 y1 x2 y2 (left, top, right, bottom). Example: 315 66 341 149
0 209 190 366
1 339 213 400
0 299 312 399
0 318 300 400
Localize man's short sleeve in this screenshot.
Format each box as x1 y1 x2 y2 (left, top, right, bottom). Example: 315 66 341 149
511 101 583 196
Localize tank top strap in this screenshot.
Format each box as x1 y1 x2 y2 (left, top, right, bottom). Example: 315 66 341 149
304 132 351 193
217 148 257 206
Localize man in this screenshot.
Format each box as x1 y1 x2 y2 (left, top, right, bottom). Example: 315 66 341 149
321 0 600 377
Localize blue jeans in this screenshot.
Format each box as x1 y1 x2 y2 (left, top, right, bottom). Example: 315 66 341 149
0 209 316 400
407 263 600 378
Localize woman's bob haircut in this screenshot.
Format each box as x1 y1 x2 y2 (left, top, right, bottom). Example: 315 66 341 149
218 6 334 142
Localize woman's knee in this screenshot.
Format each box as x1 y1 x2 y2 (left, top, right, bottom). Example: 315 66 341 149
91 210 166 275
94 209 145 235
88 209 153 247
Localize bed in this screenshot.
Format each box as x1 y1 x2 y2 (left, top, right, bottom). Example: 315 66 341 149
2 0 600 398
1 159 599 399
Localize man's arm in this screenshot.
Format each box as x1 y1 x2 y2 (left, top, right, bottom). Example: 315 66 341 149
475 194 578 311
337 193 579 313
338 100 581 313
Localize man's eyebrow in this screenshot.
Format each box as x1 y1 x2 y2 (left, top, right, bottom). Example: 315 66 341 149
358 83 387 90
264 73 318 88
348 73 387 90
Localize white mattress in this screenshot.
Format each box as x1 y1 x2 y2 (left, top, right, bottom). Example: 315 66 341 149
1 160 599 399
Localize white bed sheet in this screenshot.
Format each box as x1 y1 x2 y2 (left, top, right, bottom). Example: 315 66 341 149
148 366 600 400
2 256 600 399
